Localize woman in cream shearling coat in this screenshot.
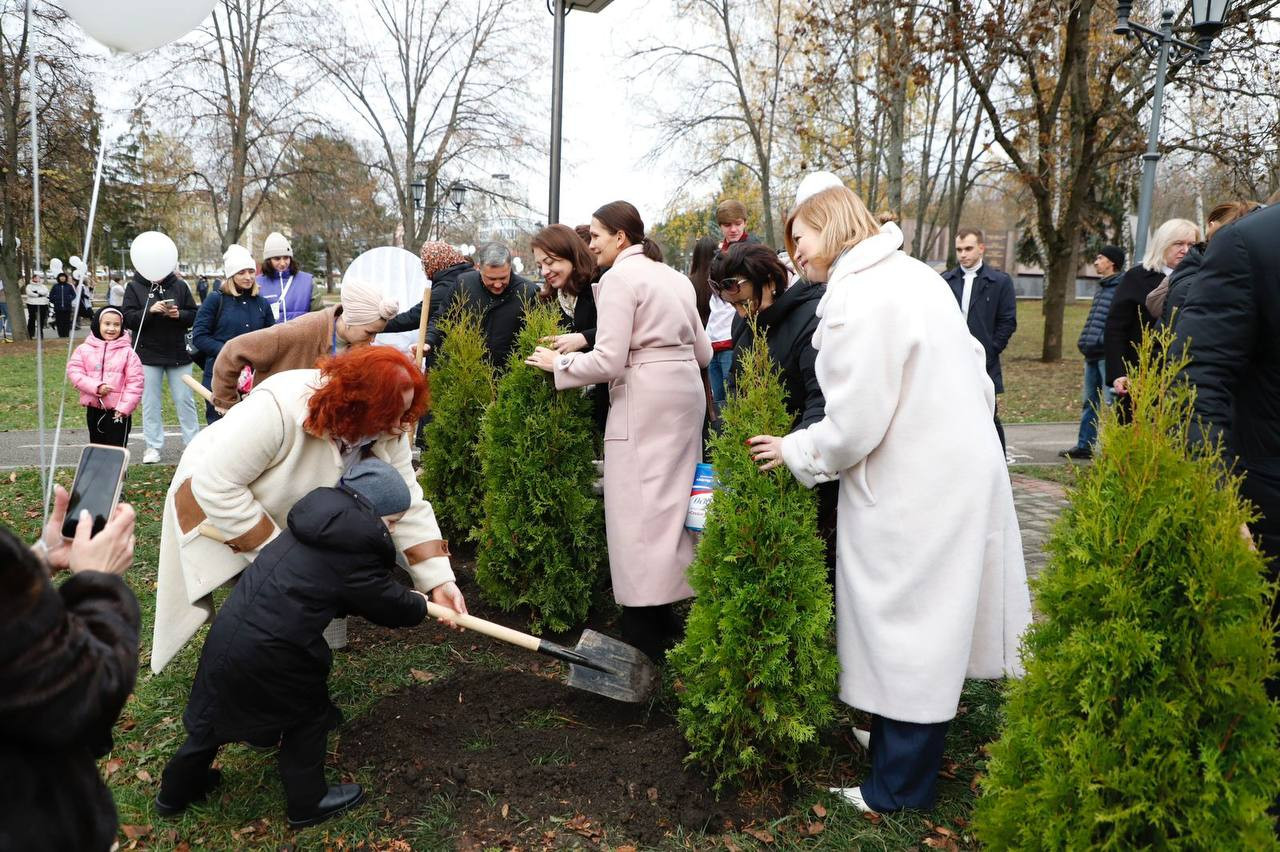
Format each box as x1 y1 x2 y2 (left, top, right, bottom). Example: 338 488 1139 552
151 348 463 673
750 188 1030 814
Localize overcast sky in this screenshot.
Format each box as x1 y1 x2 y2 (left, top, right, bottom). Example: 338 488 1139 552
86 0 694 234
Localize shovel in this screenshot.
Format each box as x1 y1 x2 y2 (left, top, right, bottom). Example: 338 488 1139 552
424 601 658 704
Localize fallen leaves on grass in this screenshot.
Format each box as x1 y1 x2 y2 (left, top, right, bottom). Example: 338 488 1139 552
121 824 151 840
102 758 124 777
743 826 774 844
135 769 153 783
811 803 827 818
410 668 436 683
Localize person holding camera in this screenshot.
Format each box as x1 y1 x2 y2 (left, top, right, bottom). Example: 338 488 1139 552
122 267 201 463
0 486 138 851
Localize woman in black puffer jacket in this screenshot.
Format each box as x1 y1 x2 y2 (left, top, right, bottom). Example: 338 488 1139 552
712 241 838 582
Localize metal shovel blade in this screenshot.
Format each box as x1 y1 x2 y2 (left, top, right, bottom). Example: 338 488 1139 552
564 629 658 703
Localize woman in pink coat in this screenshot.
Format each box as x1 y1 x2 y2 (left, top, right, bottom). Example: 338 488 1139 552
66 306 145 446
528 201 712 662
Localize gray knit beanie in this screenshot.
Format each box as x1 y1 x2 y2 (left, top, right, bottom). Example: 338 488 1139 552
339 459 411 516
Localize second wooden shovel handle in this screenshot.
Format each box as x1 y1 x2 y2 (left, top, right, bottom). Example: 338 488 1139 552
424 600 540 653
181 372 214 403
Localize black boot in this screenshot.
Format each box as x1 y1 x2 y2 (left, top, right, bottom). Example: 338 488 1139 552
154 768 223 817
287 783 365 828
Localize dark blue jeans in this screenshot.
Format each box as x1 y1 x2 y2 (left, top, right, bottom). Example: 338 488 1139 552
706 348 734 411
862 714 951 812
1074 358 1110 450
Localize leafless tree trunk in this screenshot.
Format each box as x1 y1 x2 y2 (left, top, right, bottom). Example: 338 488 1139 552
147 0 316 251
310 0 535 249
636 0 796 248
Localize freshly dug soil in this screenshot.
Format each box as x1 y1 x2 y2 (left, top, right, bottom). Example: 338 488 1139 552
339 668 754 847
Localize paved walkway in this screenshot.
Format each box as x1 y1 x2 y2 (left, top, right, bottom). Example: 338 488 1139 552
1010 473 1070 584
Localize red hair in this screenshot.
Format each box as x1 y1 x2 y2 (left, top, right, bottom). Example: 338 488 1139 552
304 346 428 442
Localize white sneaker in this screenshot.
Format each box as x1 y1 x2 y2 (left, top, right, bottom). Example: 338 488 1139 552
852 727 870 749
829 786 876 813
142 448 161 464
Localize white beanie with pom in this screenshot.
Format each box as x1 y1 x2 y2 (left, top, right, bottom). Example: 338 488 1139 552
340 278 399 327
263 231 292 259
223 244 257 280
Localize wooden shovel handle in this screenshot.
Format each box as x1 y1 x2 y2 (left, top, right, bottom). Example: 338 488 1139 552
414 284 431 373
181 372 214 402
424 600 539 652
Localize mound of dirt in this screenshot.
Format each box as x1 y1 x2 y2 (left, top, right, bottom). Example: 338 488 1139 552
338 668 753 847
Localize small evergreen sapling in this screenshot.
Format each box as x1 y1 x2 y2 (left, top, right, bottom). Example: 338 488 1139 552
669 331 839 791
420 303 495 542
474 301 605 633
975 328 1280 849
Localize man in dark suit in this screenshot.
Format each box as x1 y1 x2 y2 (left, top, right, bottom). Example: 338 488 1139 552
1176 201 1280 693
942 227 1018 451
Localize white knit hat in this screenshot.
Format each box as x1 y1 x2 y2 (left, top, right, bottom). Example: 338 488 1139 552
263 231 292 259
795 171 844 206
223 244 257 280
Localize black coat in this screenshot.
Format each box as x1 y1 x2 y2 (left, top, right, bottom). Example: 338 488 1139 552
120 272 198 366
554 280 606 431
727 281 827 430
418 270 539 371
49 281 77 312
382 261 476 337
941 263 1017 393
182 487 427 744
1104 265 1164 383
1161 245 1204 330
1077 274 1121 359
1176 203 1280 554
0 528 140 852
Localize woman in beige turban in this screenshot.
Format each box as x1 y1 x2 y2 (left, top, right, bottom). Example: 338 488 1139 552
208 277 400 413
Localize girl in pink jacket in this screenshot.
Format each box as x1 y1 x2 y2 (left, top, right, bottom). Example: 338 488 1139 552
66 306 144 446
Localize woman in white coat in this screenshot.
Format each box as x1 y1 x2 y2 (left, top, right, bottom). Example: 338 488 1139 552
749 186 1031 813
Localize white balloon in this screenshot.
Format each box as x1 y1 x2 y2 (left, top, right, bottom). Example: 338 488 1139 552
48 258 64 275
70 255 85 269
345 246 428 355
61 0 217 54
130 232 179 283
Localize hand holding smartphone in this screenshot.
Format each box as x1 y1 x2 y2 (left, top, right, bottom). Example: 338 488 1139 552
61 445 130 539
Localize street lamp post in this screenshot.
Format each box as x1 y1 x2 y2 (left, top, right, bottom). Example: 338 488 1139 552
548 0 615 225
1115 0 1232 260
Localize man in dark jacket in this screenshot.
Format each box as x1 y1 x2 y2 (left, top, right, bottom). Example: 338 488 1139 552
1060 246 1124 459
121 270 201 462
156 459 428 829
1176 203 1280 686
1 488 139 852
942 227 1018 450
395 242 537 371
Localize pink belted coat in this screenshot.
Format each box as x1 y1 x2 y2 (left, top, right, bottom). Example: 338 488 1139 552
554 245 712 606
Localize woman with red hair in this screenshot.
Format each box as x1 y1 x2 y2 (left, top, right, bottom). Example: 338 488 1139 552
151 346 466 675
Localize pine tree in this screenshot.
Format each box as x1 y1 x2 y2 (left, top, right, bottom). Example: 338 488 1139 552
420 303 494 542
474 301 606 633
975 329 1280 849
669 331 839 791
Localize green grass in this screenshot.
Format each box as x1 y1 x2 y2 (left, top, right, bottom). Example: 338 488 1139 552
1008 464 1083 488
0 339 193 432
1001 300 1091 424
1 461 1010 850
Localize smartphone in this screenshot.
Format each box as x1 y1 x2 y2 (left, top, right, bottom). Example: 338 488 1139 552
61 445 130 539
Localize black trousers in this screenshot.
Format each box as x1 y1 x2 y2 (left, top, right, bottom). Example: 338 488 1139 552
861 714 951 812
620 603 686 663
86 407 131 447
54 309 73 337
159 713 332 815
993 399 1006 452
26 305 47 338
817 480 839 590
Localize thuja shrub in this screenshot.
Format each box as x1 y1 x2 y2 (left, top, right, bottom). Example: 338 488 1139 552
669 331 838 791
474 300 605 633
975 328 1280 849
420 302 494 541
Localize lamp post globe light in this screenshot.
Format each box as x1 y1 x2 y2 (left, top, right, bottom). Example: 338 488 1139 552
548 0 616 225
1117 0 1233 260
